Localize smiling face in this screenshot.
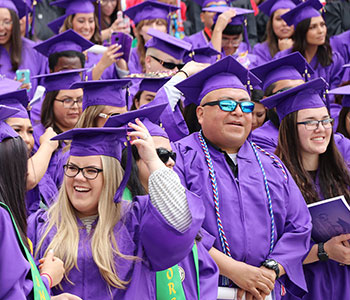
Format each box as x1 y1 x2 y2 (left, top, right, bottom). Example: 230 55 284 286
65 155 104 218
197 88 252 153
272 8 294 39
306 15 327 46
53 89 83 132
72 13 95 41
297 106 332 159
0 8 12 46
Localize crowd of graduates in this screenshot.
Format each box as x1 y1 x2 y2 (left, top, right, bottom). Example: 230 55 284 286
1 0 350 299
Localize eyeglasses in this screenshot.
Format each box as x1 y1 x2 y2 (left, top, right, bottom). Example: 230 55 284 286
63 164 103 180
156 148 177 163
0 20 13 28
55 97 83 108
202 99 255 113
98 112 121 119
150 55 184 70
297 118 334 131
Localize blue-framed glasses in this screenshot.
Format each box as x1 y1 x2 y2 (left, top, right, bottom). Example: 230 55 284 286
202 99 255 113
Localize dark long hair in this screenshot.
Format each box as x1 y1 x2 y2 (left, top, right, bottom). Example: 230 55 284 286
121 145 147 198
265 12 279 58
291 17 333 68
0 136 29 249
336 107 350 138
41 90 62 134
4 9 23 72
275 110 350 204
184 103 201 134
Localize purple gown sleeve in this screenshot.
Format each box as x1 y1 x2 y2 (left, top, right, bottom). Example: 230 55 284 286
144 86 189 142
267 167 312 298
134 191 205 271
0 207 31 299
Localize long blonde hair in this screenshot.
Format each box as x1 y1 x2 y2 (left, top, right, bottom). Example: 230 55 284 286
75 105 106 128
35 156 134 289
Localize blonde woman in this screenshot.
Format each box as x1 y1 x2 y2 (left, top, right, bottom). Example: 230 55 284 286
27 121 204 299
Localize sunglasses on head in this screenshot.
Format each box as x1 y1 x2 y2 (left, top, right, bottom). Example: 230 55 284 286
150 55 184 70
202 99 255 113
156 147 177 163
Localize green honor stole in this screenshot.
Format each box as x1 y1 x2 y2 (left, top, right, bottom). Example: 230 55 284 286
0 202 51 300
156 242 200 300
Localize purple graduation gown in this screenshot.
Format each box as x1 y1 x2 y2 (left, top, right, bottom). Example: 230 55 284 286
0 38 45 99
0 206 50 299
251 120 279 154
144 85 189 142
33 123 65 190
282 178 350 300
128 47 143 74
330 30 350 65
173 133 312 300
274 48 345 95
27 193 208 299
183 30 209 49
252 41 273 65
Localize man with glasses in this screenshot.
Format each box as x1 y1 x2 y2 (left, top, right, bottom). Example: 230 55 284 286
172 56 312 300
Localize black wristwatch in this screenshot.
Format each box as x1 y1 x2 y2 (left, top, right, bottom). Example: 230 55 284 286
317 242 329 261
262 259 280 279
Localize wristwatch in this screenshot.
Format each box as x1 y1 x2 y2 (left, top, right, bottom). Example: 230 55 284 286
317 242 329 261
262 259 280 279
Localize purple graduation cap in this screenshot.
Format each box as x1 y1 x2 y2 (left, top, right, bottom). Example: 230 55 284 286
51 127 129 202
70 79 131 111
175 55 261 106
49 0 96 34
138 77 170 93
47 15 66 35
183 44 220 63
192 0 228 9
250 52 315 91
145 28 192 60
0 0 31 18
203 6 254 25
34 29 94 57
203 6 254 52
259 0 298 17
124 1 179 25
261 77 328 121
328 85 350 108
104 102 168 138
32 68 86 92
281 0 323 27
51 0 95 15
0 90 29 119
0 77 28 118
0 104 21 142
0 0 18 14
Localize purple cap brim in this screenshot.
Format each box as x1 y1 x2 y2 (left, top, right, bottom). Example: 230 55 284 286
261 77 328 121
